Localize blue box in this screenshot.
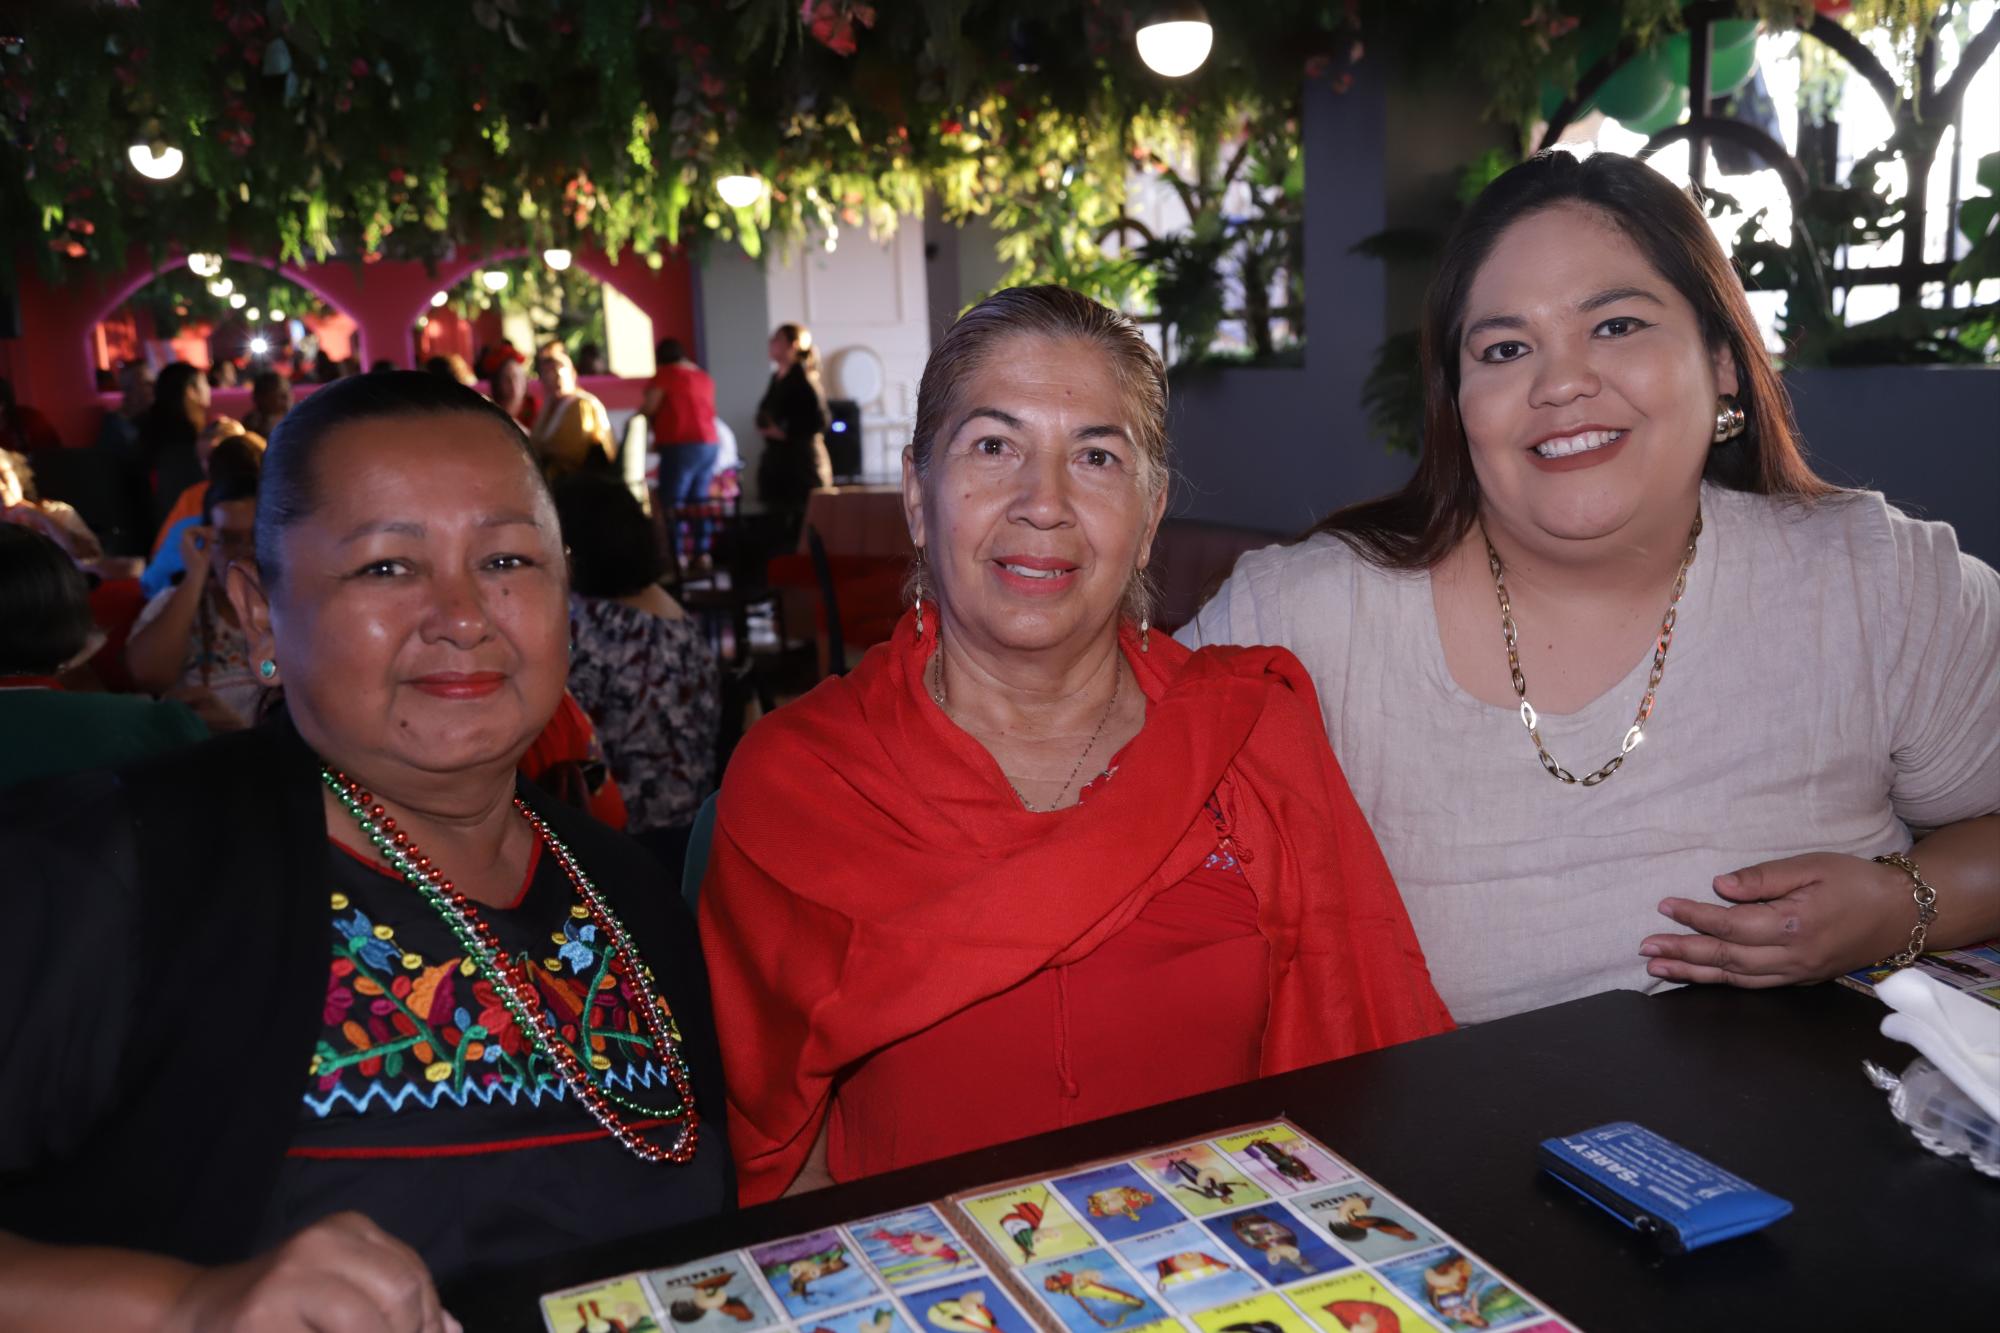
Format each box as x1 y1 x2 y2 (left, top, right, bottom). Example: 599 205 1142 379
1538 1121 1793 1252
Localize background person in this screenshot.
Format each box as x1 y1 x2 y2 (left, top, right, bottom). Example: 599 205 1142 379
239 369 294 439
1184 151 2000 1023
529 341 616 479
640 337 722 565
753 322 832 541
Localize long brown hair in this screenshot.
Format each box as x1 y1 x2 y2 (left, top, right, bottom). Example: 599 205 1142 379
1317 150 1834 569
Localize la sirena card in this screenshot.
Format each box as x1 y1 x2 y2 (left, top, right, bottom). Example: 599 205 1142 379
1050 1161 1188 1242
1132 1145 1270 1217
1022 1248 1176 1333
849 1204 984 1289
1200 1206 1353 1286
646 1255 780 1331
959 1183 1095 1267
543 1275 663 1333
748 1228 883 1319
1211 1126 1353 1196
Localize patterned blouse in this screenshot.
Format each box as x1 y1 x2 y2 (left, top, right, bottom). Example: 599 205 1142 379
567 594 720 833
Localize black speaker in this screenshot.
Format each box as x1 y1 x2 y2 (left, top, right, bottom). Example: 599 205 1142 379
826 398 862 481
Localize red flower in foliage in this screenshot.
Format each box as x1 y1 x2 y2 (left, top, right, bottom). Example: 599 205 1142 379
801 0 875 57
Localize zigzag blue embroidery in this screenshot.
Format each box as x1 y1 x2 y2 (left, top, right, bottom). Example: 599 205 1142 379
305 1059 678 1118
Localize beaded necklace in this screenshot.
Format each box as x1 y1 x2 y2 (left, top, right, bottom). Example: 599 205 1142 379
321 767 700 1165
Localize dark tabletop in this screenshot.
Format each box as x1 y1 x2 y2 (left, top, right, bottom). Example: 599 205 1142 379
445 984 2000 1330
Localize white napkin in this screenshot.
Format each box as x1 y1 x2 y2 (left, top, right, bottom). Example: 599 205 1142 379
1876 969 2000 1122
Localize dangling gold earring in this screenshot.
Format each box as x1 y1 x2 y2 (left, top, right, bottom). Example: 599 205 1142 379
1712 394 1747 444
913 549 926 637
1139 614 1150 653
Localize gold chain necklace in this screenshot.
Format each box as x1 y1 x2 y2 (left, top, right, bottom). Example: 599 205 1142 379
1482 510 1702 787
931 651 1121 812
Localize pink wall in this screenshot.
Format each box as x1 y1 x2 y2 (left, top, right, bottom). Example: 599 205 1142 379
6 244 694 449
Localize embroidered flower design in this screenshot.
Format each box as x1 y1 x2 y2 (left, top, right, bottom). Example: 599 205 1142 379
558 919 599 974
335 908 401 971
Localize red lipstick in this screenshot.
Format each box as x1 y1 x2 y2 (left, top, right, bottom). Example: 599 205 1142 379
409 671 507 699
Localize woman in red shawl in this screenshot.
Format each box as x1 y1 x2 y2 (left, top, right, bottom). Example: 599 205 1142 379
701 287 1451 1204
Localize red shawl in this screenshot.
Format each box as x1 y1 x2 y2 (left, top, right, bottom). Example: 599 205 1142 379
699 611 1451 1203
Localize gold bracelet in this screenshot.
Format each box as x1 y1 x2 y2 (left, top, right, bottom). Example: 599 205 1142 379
1874 852 1939 969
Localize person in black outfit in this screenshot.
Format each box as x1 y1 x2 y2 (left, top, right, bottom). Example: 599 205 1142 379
754 322 832 542
137 361 212 527
0 372 732 1328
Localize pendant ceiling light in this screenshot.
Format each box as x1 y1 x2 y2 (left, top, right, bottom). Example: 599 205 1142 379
127 143 184 180
1136 1 1213 78
715 174 763 209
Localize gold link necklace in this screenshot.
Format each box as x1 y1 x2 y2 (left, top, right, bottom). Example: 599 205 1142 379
1482 510 1702 787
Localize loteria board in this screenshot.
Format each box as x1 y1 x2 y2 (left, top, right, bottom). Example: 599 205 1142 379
541 1121 1579 1333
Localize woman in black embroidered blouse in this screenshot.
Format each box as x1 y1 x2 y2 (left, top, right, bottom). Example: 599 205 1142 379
0 373 731 1328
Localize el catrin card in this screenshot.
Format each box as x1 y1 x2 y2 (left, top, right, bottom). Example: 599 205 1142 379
1200 1206 1352 1285
1374 1246 1541 1333
647 1255 780 1330
1289 1187 1440 1262
1049 1162 1186 1241
543 1276 663 1333
1022 1249 1174 1333
1132 1145 1270 1217
961 1184 1096 1267
1211 1126 1352 1196
748 1229 883 1319
851 1205 984 1289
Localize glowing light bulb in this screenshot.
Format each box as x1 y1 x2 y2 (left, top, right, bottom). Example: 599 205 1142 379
187 253 223 277
248 336 270 355
480 270 509 292
269 309 285 322
715 174 762 209
542 248 573 271
430 290 449 307
1135 5 1212 78
229 293 247 309
207 278 234 298
127 143 185 180
246 307 261 321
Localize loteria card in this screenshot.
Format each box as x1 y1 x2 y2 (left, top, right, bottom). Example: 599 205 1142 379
1917 950 2000 986
1211 1127 1353 1196
797 1302 918 1333
1283 1271 1430 1333
542 1276 662 1333
647 1256 780 1331
850 1205 983 1289
907 1279 1040 1333
1288 1188 1439 1263
1374 1247 1540 1333
749 1229 883 1319
1200 1207 1352 1286
1186 1291 1318 1333
1051 1162 1187 1242
1022 1249 1175 1333
961 1183 1095 1267
1133 1145 1270 1217
1114 1222 1265 1313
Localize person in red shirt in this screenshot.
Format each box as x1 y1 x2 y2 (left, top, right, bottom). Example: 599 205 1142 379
640 338 722 564
699 287 1451 1205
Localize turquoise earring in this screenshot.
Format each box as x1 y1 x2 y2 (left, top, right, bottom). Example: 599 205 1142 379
258 659 278 681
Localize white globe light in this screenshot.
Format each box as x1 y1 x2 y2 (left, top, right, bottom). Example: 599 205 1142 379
207 278 233 298
229 293 247 309
430 290 449 307
248 337 270 355
1136 17 1213 78
186 252 223 277
480 269 510 292
715 174 762 209
542 248 573 271
127 143 185 180
269 309 285 322
246 307 261 321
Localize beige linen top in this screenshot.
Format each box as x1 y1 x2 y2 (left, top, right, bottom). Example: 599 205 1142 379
1180 485 2000 1023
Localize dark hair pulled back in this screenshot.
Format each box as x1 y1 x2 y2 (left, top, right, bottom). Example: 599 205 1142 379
0 525 93 675
254 370 540 585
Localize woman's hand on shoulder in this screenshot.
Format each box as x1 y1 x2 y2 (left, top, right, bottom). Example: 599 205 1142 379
1639 852 1911 987
166 1212 457 1333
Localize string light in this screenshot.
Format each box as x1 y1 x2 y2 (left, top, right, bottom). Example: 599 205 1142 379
207 278 234 298
229 293 247 309
430 290 449 307
127 143 184 180
186 253 223 277
480 270 510 292
716 174 762 209
542 248 573 271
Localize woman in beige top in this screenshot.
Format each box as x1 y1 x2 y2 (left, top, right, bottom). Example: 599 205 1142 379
530 340 616 478
1184 151 1998 1024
